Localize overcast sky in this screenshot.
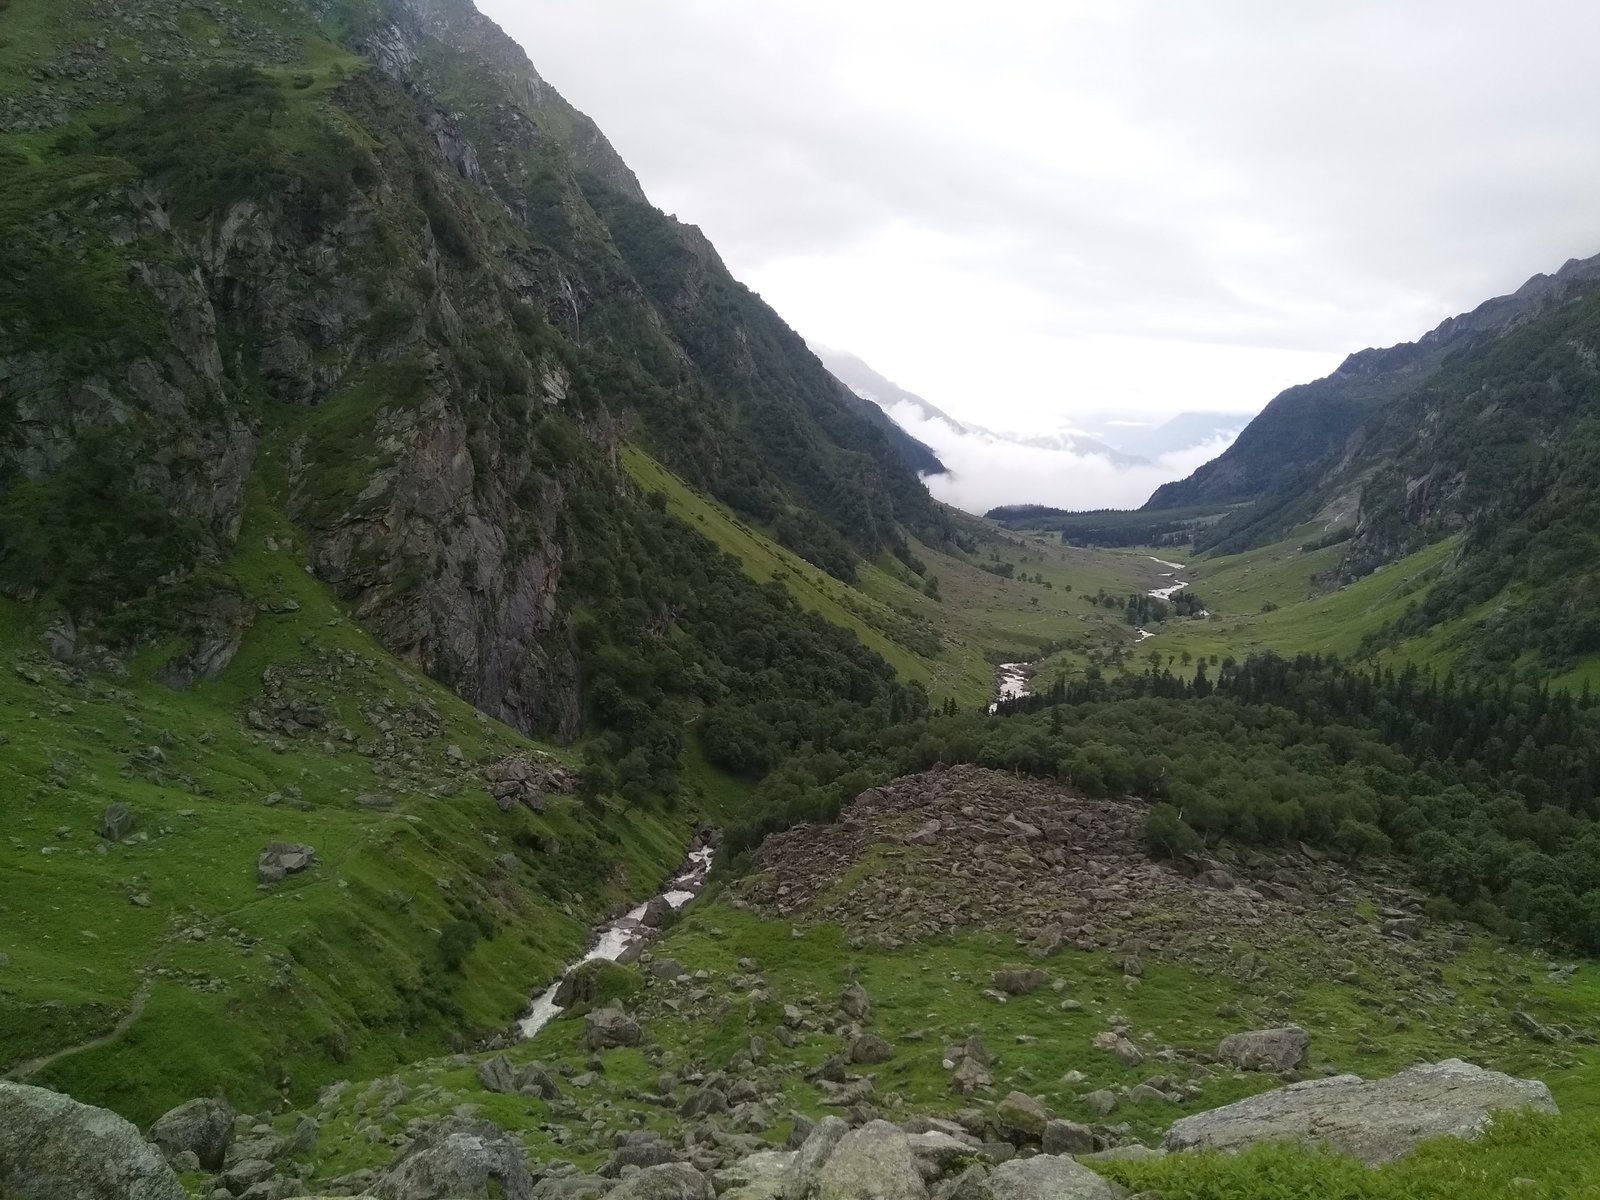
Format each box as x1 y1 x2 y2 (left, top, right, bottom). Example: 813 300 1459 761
480 0 1600 437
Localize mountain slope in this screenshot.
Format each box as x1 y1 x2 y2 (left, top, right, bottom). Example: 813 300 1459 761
1142 251 1600 675
1147 253 1600 519
0 0 946 743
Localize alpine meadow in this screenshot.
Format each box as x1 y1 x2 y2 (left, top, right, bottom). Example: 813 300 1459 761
6 3 1600 1200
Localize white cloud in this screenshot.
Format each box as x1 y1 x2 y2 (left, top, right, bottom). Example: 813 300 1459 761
889 403 1240 514
481 0 1600 431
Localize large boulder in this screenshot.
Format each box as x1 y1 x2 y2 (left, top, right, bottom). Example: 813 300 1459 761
1164 1059 1558 1165
371 1116 535 1199
100 803 135 842
716 1149 794 1200
839 981 873 1022
1216 1026 1311 1073
782 1115 848 1200
993 1091 1050 1142
814 1120 927 1200
148 1096 236 1170
583 1006 642 1050
0 1081 186 1200
475 1054 561 1099
986 1155 1118 1199
257 841 316 887
605 1162 714 1200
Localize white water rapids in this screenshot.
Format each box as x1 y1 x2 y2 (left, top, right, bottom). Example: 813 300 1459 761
988 662 1032 713
517 841 716 1038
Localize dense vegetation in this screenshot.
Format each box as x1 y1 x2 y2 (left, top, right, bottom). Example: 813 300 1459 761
728 651 1600 953
985 503 1222 548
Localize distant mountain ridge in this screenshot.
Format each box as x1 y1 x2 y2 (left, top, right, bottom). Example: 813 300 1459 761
814 346 1147 468
1147 249 1600 675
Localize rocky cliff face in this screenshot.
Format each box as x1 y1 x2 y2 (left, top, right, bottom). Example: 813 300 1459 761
0 0 940 738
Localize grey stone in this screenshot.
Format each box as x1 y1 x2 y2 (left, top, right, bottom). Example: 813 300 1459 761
582 1007 641 1050
986 1155 1117 1200
149 1096 236 1170
783 1115 848 1200
371 1116 535 1199
814 1120 927 1200
1041 1119 1095 1155
993 1091 1049 1142
605 1162 713 1200
1084 1090 1119 1117
648 958 685 981
715 1149 794 1200
1217 1026 1311 1073
0 1081 186 1200
1164 1059 1558 1165
849 1033 894 1064
991 968 1046 995
839 982 872 1022
256 841 316 887
100 803 135 842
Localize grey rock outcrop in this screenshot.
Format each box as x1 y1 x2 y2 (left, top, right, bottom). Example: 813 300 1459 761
986 1155 1117 1200
1164 1058 1558 1164
783 1115 848 1200
1216 1026 1310 1073
475 1054 559 1099
605 1162 713 1200
371 1116 534 1199
583 1006 642 1050
257 841 316 887
148 1096 236 1170
0 1081 186 1200
99 803 135 842
814 1120 927 1200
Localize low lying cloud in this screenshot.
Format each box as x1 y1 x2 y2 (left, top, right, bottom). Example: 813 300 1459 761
890 404 1240 514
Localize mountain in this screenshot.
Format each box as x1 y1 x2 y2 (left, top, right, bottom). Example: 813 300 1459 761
1146 250 1600 673
0 0 950 736
0 0 951 1117
1080 410 1249 460
814 344 1147 467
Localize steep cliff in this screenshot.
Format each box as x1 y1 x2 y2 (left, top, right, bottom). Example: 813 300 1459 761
0 0 945 740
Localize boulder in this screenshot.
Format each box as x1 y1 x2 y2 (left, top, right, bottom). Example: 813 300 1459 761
640 897 673 928
100 803 135 842
782 1116 848 1200
1216 1026 1311 1073
0 1081 186 1200
256 841 316 887
583 1007 642 1050
994 1091 1049 1142
1084 1090 1118 1117
606 1162 714 1200
716 1149 794 1200
814 1120 927 1200
986 1155 1117 1199
371 1116 535 1199
991 968 1046 996
839 981 872 1022
475 1055 561 1099
1040 1119 1095 1156
649 958 686 981
602 1132 677 1177
849 1033 894 1064
1164 1059 1558 1165
148 1096 236 1170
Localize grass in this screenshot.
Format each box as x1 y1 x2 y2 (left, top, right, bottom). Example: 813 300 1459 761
284 892 1600 1192
0 500 710 1125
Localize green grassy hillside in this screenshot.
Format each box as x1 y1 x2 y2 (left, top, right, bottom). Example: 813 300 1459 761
0 500 716 1124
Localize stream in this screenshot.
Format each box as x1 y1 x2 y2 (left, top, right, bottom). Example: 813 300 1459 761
517 839 717 1038
988 662 1032 713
